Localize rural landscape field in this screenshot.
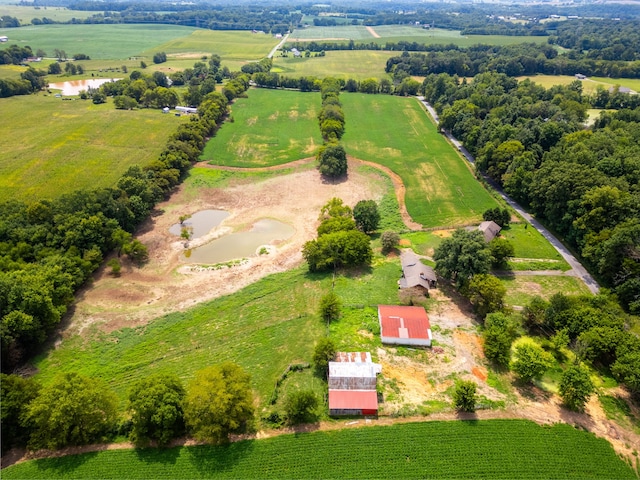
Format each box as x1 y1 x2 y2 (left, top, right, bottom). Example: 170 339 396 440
1 2 640 478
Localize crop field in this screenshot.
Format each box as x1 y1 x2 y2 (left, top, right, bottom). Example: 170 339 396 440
272 50 395 80
0 94 187 202
3 24 197 60
0 5 94 24
341 93 500 227
201 88 323 166
289 25 375 41
500 275 591 307
3 420 634 479
32 262 401 408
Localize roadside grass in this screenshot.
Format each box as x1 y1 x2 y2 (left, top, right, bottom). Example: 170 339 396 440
201 88 323 167
3 420 634 480
0 94 188 203
2 24 197 60
0 5 93 23
341 93 500 227
272 50 395 80
499 275 591 307
31 261 400 411
500 223 571 271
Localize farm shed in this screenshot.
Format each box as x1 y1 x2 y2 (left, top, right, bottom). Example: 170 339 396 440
328 390 378 416
176 106 198 114
478 221 501 242
328 360 381 390
399 250 436 290
0 36 7 42
378 305 432 347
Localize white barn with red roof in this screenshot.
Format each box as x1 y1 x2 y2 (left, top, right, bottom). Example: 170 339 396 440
378 305 432 347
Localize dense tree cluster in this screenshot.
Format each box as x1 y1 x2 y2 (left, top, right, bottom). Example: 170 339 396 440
315 78 349 179
152 51 167 64
0 45 33 65
0 59 247 371
433 228 491 288
422 72 639 312
302 198 373 272
1 363 253 452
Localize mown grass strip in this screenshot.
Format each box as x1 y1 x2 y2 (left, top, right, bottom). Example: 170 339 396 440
3 420 634 479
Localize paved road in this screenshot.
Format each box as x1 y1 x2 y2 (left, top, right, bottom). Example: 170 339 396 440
416 97 600 294
268 33 289 59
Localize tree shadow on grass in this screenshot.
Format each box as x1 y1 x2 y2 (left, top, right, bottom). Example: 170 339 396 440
33 451 99 476
134 445 181 466
187 439 255 475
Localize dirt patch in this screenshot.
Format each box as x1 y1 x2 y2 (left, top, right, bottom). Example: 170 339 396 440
366 26 381 38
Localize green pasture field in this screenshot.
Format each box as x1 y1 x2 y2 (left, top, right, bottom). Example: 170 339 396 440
500 223 570 271
500 275 591 307
341 93 500 227
31 257 401 409
201 88 323 166
0 5 93 24
272 50 395 80
0 94 187 202
590 76 640 92
0 64 25 80
4 24 197 60
3 420 634 479
289 25 375 41
517 74 640 94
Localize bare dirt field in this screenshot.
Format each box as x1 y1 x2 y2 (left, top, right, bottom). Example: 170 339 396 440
66 160 386 336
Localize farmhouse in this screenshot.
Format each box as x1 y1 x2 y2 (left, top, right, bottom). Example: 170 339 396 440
478 220 501 242
328 351 381 416
378 305 432 347
575 73 587 80
291 48 301 57
399 250 437 290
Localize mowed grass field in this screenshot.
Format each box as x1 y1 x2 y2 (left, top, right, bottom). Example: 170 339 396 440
341 93 500 227
0 5 94 24
3 24 197 59
0 94 187 202
201 88 323 166
501 275 591 307
272 50 395 80
517 74 640 93
3 420 634 479
31 261 401 409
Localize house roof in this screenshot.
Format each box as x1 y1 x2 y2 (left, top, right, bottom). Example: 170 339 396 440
478 221 501 242
328 390 378 410
399 250 436 289
378 305 431 340
328 361 382 378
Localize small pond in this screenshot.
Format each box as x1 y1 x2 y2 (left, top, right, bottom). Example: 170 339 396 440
48 78 122 96
184 219 294 264
169 209 229 240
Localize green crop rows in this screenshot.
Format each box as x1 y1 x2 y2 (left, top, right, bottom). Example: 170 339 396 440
3 420 635 479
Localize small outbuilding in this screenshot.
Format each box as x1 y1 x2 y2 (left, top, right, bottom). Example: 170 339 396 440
175 106 198 114
478 220 501 242
0 36 8 43
399 250 437 290
378 305 432 347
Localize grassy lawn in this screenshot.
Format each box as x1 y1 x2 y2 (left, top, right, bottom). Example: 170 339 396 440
0 94 187 202
201 88 323 167
0 5 94 24
272 50 395 80
3 420 634 479
501 223 570 271
341 93 500 227
500 275 591 307
32 262 400 411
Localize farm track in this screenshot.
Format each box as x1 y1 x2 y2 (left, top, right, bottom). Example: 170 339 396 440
195 156 424 230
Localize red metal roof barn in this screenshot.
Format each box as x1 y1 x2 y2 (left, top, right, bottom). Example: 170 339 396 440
378 305 432 347
328 390 378 416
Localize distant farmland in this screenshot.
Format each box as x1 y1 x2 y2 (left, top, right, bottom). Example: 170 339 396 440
272 50 395 80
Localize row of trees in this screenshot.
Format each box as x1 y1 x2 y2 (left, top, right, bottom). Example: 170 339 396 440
316 78 348 179
1 59 248 371
422 71 639 313
1 363 254 452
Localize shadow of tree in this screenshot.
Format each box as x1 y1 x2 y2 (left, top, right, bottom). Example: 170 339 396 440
187 439 255 475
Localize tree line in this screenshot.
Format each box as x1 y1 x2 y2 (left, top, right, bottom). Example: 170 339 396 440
422 71 639 315
0 59 249 372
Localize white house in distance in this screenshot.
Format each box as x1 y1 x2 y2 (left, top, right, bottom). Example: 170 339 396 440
0 36 8 42
378 305 432 347
175 106 198 114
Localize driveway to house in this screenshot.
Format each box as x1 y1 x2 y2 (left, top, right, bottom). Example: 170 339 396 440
417 97 600 294
268 33 289 59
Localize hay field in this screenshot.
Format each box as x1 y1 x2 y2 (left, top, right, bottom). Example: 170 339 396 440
272 50 395 80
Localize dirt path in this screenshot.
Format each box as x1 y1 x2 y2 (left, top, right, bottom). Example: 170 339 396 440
366 26 381 38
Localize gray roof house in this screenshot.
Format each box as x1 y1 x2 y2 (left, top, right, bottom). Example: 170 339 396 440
478 221 501 242
399 250 437 290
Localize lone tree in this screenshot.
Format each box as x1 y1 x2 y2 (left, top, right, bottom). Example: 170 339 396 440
285 390 319 424
302 230 372 272
452 380 477 412
312 337 336 376
317 143 347 179
465 274 506 319
353 200 380 233
23 372 118 450
559 364 595 412
489 237 515 269
483 312 519 367
183 363 254 444
511 343 553 383
433 229 491 288
381 231 400 254
127 374 186 446
319 291 341 323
